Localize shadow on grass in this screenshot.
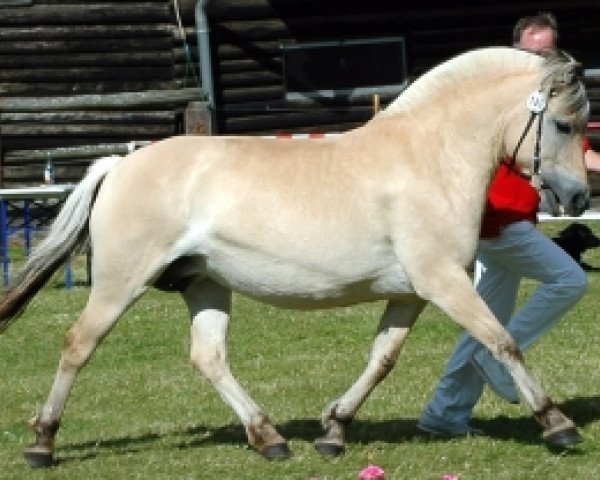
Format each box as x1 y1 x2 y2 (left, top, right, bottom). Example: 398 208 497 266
54 432 164 465
468 395 600 446
54 425 250 465
286 395 600 448
51 280 90 290
54 395 600 464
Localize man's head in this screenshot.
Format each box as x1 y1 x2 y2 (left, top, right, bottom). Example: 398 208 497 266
513 12 558 53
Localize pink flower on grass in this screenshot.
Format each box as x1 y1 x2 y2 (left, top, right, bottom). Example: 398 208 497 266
358 464 385 480
442 475 459 480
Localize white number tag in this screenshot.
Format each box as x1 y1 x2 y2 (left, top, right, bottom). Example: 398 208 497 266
527 91 547 114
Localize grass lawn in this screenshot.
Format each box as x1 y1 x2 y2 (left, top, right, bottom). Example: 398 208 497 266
0 221 599 479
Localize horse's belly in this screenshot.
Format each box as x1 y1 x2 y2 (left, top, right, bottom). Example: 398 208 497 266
205 248 414 308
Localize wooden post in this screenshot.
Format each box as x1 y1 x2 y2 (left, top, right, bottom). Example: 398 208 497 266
373 93 380 116
184 101 212 135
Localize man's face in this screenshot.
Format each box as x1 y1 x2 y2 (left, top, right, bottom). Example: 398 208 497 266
518 26 557 53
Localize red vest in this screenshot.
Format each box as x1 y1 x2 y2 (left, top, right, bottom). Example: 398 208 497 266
480 159 540 238
481 137 591 238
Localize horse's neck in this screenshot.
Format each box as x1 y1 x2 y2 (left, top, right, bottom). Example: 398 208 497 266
394 74 534 167
369 76 533 219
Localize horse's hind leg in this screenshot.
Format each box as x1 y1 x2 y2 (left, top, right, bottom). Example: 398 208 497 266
23 283 141 468
183 279 290 460
315 297 426 457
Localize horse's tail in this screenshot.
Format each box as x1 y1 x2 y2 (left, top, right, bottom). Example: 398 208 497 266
0 155 121 333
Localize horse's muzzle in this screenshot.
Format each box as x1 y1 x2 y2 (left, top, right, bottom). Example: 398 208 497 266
565 192 590 217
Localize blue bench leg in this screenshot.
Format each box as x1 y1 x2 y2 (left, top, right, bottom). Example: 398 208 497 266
65 258 73 290
1 200 9 286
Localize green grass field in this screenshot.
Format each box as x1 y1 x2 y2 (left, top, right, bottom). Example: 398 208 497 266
1 221 599 479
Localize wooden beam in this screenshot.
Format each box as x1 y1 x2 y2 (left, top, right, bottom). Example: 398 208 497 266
4 142 153 165
0 80 180 96
0 66 174 82
0 88 203 112
0 52 174 69
0 124 175 137
0 4 171 25
0 37 174 54
1 111 176 124
0 24 173 40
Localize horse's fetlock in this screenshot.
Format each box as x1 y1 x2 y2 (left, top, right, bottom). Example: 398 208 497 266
28 417 60 447
247 413 282 451
534 400 564 428
321 402 353 429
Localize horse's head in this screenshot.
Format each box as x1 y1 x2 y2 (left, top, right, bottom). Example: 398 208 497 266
506 51 590 216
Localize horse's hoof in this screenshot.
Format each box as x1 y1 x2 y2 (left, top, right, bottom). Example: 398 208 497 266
261 442 292 460
23 445 54 468
543 426 583 449
314 440 345 457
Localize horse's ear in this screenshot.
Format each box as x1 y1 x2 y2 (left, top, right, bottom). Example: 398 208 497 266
569 61 584 81
560 65 579 88
553 50 582 85
542 53 582 95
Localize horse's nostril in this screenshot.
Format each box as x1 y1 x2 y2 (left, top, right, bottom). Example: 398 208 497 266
572 194 589 213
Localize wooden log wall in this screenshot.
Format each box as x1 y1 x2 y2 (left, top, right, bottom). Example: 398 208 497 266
179 0 600 138
0 0 203 187
2 1 600 188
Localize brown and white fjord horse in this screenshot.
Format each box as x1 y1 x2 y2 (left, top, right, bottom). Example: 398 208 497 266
0 47 591 467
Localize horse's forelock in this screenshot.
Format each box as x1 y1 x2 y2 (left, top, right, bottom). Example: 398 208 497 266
381 47 543 116
543 55 589 125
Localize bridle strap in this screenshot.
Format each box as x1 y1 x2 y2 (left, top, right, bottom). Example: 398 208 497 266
511 112 537 165
533 110 544 175
511 91 546 177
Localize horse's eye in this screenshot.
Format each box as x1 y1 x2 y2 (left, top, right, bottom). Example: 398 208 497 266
555 120 572 134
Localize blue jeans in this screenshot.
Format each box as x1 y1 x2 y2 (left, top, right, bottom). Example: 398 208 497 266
421 220 587 428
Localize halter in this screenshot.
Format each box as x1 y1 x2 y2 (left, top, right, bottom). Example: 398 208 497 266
510 90 547 185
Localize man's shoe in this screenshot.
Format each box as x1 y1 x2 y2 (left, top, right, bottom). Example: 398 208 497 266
471 348 520 404
417 411 484 438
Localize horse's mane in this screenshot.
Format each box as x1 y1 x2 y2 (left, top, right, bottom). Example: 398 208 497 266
381 47 544 115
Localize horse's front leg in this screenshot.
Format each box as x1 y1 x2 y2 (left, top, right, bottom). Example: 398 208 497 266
183 279 290 460
417 264 581 448
315 297 426 457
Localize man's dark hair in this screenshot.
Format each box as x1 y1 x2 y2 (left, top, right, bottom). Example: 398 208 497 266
512 12 558 45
